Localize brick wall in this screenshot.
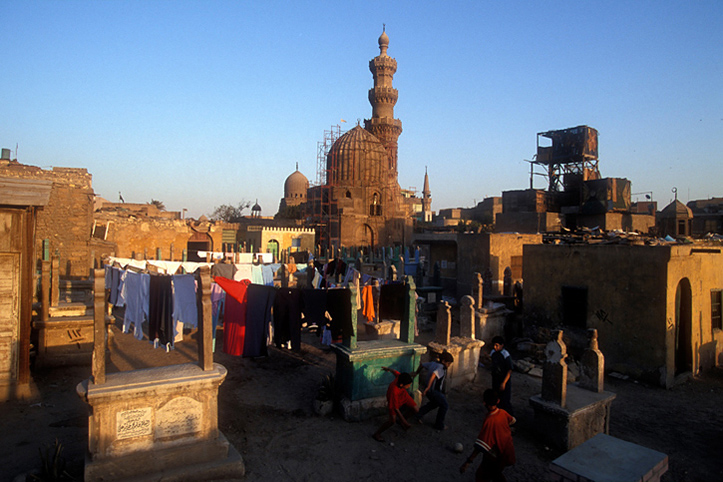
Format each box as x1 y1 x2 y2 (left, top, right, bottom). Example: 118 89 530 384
0 162 94 278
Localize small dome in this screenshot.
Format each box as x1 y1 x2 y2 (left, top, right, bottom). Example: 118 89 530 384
378 30 389 48
378 28 389 55
327 125 389 185
284 169 309 199
660 200 693 219
252 200 261 212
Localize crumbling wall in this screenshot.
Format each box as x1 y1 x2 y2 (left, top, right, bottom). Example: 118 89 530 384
0 162 94 278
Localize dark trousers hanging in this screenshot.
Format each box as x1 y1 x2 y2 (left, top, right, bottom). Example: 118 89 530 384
274 288 302 350
149 275 174 346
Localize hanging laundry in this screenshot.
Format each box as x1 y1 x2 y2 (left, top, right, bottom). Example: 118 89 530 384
379 283 406 321
234 264 253 282
361 284 375 323
261 264 275 286
273 288 302 350
244 284 276 357
211 262 236 280
216 276 251 357
148 275 174 350
172 273 198 337
327 288 353 341
210 282 226 352
302 289 327 330
123 270 150 341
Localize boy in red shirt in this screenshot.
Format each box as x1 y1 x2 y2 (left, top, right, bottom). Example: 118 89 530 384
459 389 516 482
372 366 419 442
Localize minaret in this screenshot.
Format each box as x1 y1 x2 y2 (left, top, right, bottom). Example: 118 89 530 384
364 26 403 175
422 166 432 222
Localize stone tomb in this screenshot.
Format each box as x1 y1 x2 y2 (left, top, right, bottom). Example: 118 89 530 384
529 330 616 451
332 276 427 421
549 433 668 482
427 296 484 390
76 268 243 481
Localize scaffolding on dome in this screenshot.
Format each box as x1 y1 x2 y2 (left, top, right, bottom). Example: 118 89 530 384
308 125 342 254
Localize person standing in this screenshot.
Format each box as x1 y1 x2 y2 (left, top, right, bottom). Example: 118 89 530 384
460 389 516 482
415 350 454 430
490 336 514 416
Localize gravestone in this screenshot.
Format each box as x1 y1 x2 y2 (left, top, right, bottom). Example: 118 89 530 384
530 330 616 451
542 330 568 408
472 272 483 310
459 296 475 339
579 329 605 393
435 301 451 346
429 295 484 390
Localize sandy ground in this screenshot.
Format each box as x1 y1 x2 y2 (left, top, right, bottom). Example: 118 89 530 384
2 316 723 482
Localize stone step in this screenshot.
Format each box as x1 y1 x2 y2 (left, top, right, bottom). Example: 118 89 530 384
49 302 92 318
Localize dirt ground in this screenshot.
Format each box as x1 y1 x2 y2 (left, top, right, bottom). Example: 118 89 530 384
2 317 723 482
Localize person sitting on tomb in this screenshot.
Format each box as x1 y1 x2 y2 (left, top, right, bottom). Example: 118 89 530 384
414 350 454 430
460 389 516 482
490 336 514 416
372 366 419 442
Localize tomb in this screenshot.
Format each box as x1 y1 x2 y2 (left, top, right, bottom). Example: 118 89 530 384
332 276 427 422
529 329 616 451
76 268 244 481
550 433 668 482
427 296 484 390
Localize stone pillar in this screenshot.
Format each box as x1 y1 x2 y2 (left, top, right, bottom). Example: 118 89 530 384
472 272 483 310
41 260 50 322
459 295 475 339
198 267 214 371
278 264 289 288
51 256 60 307
542 330 567 408
579 329 605 393
435 301 451 346
92 268 106 385
388 264 397 282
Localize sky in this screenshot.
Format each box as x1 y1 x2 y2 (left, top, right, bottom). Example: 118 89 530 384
1 1 721 219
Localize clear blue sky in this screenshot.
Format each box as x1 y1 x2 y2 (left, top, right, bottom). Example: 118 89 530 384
2 1 721 218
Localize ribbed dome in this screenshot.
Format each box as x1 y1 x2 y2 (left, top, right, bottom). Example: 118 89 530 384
660 200 693 219
284 169 309 199
326 125 389 185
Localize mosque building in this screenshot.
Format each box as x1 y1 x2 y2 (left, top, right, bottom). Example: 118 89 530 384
304 28 416 251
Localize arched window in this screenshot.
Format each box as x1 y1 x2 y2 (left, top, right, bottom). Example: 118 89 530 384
370 192 382 216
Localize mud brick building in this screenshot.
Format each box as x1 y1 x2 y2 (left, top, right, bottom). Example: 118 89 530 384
0 157 94 278
523 242 723 388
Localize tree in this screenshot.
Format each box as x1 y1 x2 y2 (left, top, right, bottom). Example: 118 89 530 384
149 199 166 211
209 200 252 223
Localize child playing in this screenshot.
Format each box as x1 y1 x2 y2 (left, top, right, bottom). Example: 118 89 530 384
415 350 454 430
490 335 514 416
460 389 516 482
372 366 419 442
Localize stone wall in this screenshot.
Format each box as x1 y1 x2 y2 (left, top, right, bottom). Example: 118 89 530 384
0 162 94 278
457 232 541 297
96 214 235 261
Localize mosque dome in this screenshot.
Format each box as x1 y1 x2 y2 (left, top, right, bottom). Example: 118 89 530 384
326 125 389 185
284 167 309 201
660 199 693 219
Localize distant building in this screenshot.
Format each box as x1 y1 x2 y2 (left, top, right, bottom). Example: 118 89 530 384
687 197 723 236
